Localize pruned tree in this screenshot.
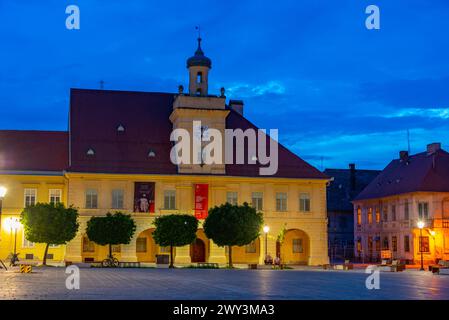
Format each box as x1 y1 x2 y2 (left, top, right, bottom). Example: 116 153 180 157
152 214 198 268
204 202 263 268
21 203 79 265
86 212 136 260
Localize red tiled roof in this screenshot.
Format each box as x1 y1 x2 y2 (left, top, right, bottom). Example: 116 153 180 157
0 130 68 172
69 88 327 179
355 149 449 201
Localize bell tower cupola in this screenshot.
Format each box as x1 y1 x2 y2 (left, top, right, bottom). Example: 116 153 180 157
186 37 211 96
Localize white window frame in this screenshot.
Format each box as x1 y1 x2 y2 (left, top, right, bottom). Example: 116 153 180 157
24 188 37 207
49 189 62 204
299 193 311 212
163 190 176 210
85 189 98 209
252 192 263 211
276 192 287 212
226 192 238 205
111 189 124 209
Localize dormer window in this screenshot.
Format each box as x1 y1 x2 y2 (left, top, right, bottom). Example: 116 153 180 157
117 124 125 132
148 149 156 158
86 148 95 156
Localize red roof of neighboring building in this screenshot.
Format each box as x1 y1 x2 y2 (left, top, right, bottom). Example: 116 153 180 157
355 148 449 201
0 130 68 172
69 88 327 179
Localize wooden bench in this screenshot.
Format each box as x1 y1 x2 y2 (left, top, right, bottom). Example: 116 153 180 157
119 262 141 268
197 262 219 268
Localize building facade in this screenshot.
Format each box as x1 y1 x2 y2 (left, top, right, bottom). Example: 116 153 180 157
353 143 449 264
324 164 379 262
0 39 329 266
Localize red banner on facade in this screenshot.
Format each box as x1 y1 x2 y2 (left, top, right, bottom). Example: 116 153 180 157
194 184 208 219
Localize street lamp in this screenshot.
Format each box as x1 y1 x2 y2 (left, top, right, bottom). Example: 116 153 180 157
417 220 425 271
263 225 270 264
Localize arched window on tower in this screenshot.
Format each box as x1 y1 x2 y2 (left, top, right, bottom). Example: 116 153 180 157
196 72 203 84
196 88 202 96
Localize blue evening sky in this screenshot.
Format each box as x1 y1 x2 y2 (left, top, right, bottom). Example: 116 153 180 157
1 0 448 170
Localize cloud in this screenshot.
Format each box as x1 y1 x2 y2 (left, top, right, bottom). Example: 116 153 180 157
383 108 449 120
225 81 286 98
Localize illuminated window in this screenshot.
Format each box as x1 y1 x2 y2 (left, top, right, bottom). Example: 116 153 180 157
49 189 62 204
245 241 257 253
375 206 380 223
226 192 238 205
419 236 429 253
356 239 362 253
357 206 362 225
163 190 176 210
418 202 429 220
85 189 98 209
24 188 37 207
276 192 287 212
299 193 311 212
136 238 147 253
292 238 303 253
252 192 263 211
368 236 373 252
368 208 373 224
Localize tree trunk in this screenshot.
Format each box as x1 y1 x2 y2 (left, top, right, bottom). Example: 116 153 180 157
228 245 233 268
169 245 174 268
42 243 50 266
109 244 112 259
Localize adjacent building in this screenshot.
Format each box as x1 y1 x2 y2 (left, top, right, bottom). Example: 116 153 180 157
324 164 380 262
0 39 330 265
353 143 449 264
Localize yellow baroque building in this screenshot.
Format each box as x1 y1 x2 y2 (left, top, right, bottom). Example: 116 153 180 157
0 39 329 266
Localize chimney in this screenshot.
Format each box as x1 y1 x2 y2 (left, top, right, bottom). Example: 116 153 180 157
399 151 409 161
427 142 441 155
349 163 356 190
229 100 244 116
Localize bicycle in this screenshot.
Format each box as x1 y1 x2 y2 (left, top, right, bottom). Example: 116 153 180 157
102 255 119 268
8 253 20 267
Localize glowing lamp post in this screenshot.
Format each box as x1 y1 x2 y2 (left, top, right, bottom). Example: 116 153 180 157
263 225 270 264
417 220 425 271
8 217 20 265
0 186 7 238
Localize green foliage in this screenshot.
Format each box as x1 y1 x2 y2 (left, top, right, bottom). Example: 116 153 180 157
21 202 79 245
204 202 263 247
152 214 198 247
277 223 287 244
86 212 136 246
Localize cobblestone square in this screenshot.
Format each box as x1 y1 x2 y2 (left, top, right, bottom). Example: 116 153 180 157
1 267 449 300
